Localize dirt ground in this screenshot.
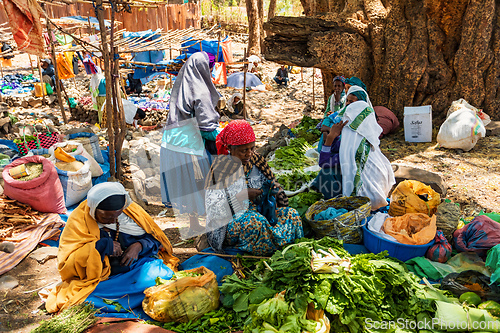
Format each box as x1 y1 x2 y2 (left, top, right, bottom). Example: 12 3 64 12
1 41 499 333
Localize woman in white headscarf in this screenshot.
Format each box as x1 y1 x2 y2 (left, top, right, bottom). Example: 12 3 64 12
338 86 395 210
46 182 178 313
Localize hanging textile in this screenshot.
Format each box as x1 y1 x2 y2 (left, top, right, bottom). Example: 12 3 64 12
56 53 75 80
3 0 45 56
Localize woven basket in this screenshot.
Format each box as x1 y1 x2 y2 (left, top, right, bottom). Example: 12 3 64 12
304 196 371 244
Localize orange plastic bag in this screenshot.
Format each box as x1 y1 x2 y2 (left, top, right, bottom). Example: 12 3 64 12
383 213 437 245
389 180 440 216
142 266 219 323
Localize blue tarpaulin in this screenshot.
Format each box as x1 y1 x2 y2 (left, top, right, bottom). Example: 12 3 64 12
60 16 111 29
181 37 229 63
227 72 262 88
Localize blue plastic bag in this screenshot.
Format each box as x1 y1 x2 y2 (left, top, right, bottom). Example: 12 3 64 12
256 179 279 226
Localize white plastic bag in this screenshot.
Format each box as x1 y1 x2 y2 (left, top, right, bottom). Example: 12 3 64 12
50 154 92 207
437 100 486 151
49 141 103 177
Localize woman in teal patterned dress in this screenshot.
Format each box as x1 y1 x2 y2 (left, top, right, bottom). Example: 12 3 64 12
204 120 303 256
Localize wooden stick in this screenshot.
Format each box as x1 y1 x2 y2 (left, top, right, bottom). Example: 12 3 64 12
301 67 303 83
312 67 315 111
0 58 3 79
37 56 46 105
27 54 35 75
45 12 68 124
193 251 269 260
216 30 221 62
242 48 248 120
96 0 115 178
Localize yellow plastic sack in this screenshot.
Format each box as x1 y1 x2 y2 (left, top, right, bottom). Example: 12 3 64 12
383 213 437 245
56 53 75 80
142 266 219 323
389 180 440 217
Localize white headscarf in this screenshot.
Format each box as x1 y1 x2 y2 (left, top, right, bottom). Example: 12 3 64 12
87 182 146 236
342 86 381 147
227 93 243 114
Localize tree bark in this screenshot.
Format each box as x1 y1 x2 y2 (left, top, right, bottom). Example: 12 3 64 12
258 0 265 54
246 0 261 55
268 0 277 19
263 0 500 120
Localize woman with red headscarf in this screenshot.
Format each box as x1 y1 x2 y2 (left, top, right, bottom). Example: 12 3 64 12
204 120 303 255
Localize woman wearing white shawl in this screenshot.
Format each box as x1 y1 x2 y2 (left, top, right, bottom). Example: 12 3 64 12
338 86 395 210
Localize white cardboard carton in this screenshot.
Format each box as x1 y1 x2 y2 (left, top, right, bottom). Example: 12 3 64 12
404 105 432 142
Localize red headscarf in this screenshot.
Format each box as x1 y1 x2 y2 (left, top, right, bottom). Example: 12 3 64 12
216 120 256 155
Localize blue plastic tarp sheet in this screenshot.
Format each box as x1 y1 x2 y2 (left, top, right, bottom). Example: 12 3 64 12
124 30 165 66
86 257 174 319
227 72 262 88
181 37 228 63
60 16 111 28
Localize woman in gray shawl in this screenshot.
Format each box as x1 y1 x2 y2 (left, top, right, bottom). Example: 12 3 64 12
160 52 220 237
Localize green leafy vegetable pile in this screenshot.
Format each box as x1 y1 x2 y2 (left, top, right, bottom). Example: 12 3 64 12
291 116 321 145
146 306 244 333
220 237 435 332
276 170 318 192
288 191 323 216
31 303 99 333
268 138 315 170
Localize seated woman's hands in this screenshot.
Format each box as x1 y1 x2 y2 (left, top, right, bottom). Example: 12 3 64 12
120 242 143 266
112 241 123 257
236 188 263 202
324 121 348 146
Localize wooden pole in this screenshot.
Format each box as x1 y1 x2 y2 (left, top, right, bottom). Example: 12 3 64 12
37 57 46 105
96 0 116 179
242 47 247 120
301 67 303 83
216 30 221 63
114 47 126 180
312 67 315 111
27 54 35 75
45 12 68 124
0 60 3 80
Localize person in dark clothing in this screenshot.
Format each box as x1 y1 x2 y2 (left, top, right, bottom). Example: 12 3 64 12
41 58 56 88
126 73 143 94
274 65 289 86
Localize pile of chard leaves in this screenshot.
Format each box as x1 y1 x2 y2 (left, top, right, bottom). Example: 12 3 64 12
220 237 435 332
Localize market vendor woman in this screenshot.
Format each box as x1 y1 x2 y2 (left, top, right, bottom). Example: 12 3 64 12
204 120 303 256
46 182 178 313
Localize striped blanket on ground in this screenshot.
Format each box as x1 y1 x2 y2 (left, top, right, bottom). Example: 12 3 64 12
0 214 65 276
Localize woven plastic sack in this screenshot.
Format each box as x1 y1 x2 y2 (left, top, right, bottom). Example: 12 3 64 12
389 180 441 217
304 196 370 244
49 141 103 178
383 213 437 245
66 132 104 164
51 154 92 207
142 266 219 323
3 155 66 213
453 215 500 257
426 230 452 263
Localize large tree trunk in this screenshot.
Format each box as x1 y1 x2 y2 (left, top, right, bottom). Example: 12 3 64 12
268 0 277 19
263 0 500 121
246 0 261 55
258 0 265 54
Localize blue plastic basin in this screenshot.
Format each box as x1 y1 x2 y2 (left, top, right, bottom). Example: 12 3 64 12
362 225 435 262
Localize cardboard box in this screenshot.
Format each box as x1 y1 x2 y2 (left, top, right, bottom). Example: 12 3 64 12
404 105 432 142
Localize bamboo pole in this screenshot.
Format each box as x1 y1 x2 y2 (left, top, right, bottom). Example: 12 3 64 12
96 0 116 179
37 57 46 105
45 11 68 124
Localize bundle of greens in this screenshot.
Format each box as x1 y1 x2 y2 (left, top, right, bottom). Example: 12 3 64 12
291 116 321 145
268 138 316 170
31 303 99 333
288 191 323 216
276 170 318 192
220 237 435 333
155 307 244 333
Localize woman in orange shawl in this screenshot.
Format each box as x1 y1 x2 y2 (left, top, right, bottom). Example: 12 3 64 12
46 182 178 313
